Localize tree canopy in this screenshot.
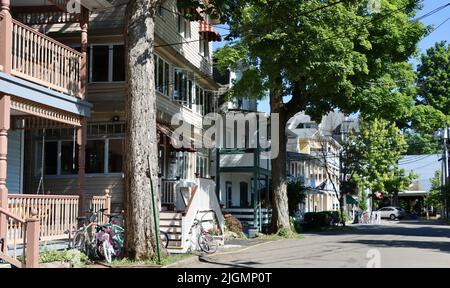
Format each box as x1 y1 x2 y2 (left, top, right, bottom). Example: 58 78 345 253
214 0 427 231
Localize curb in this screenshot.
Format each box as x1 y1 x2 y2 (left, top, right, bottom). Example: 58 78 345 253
162 255 200 268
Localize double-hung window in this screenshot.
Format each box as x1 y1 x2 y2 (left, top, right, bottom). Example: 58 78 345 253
177 15 191 39
173 69 195 109
196 153 209 178
199 34 209 58
90 44 125 83
155 54 170 96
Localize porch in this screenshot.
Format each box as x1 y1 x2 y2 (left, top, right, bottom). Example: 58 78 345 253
0 0 95 267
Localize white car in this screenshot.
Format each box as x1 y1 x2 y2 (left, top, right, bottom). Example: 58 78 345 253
377 207 406 220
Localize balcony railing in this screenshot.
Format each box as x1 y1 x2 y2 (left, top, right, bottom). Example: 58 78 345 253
0 13 82 98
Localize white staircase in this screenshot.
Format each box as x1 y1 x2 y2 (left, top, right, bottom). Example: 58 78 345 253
159 179 225 254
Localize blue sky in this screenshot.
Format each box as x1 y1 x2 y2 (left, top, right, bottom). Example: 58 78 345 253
213 0 450 113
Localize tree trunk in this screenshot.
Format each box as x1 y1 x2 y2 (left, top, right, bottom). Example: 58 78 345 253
269 84 292 235
124 0 162 260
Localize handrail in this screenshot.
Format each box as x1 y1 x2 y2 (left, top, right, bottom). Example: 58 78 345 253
8 194 79 200
0 207 25 223
11 18 81 56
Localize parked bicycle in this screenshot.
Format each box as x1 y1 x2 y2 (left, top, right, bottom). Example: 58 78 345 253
191 212 219 254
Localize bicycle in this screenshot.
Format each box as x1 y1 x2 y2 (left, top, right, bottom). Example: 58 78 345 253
191 212 219 254
68 208 106 260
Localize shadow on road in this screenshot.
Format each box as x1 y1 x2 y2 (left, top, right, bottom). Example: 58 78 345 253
199 256 260 268
303 224 450 239
339 239 450 254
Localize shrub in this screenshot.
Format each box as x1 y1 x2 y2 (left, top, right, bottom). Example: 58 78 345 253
40 249 88 268
302 211 344 230
224 214 243 234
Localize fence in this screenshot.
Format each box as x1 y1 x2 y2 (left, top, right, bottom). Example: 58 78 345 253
0 208 40 268
8 194 79 241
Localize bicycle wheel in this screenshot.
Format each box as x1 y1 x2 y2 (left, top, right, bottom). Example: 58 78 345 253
101 241 114 264
198 233 218 254
72 232 85 252
160 231 169 248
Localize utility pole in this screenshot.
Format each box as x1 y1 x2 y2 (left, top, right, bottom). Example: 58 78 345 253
443 127 449 218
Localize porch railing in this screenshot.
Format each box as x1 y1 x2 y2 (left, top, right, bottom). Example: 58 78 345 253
89 190 112 224
161 179 177 206
0 208 40 268
8 194 79 241
0 13 82 98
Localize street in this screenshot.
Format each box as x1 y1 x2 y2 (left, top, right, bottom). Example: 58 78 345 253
189 220 450 268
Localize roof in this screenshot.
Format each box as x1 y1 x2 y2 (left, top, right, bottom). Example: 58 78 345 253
398 154 441 192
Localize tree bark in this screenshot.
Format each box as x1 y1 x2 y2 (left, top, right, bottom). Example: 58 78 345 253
124 0 162 260
269 78 292 234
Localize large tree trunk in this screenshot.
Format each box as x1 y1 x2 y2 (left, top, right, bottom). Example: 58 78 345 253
124 0 162 260
269 83 292 234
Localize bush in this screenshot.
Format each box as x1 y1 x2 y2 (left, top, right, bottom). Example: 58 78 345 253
40 249 88 268
224 214 243 234
302 211 344 230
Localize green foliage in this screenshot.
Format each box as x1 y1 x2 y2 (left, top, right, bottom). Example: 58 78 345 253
425 170 450 210
406 42 450 154
347 118 416 196
358 190 368 212
287 179 308 217
39 249 88 268
302 211 345 230
417 41 450 114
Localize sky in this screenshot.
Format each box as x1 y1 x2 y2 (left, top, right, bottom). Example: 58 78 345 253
213 0 450 113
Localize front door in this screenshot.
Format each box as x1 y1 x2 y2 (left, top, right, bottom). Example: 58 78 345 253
240 182 249 208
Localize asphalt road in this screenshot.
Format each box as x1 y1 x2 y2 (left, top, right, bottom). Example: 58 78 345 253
188 220 450 268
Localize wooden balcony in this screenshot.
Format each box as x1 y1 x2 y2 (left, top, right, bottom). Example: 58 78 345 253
0 13 82 98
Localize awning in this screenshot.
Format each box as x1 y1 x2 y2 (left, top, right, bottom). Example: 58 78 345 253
198 20 221 42
346 195 359 205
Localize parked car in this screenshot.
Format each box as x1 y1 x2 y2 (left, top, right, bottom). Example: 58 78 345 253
377 207 406 220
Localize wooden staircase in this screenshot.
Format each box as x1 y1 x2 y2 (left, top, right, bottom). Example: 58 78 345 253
160 211 183 253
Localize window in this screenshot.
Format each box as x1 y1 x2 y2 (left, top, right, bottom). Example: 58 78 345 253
178 15 191 38
86 140 105 173
91 45 109 82
196 154 209 178
44 142 58 175
61 141 78 175
155 54 170 96
108 139 124 173
90 44 125 83
173 69 194 108
199 35 209 58
112 45 125 81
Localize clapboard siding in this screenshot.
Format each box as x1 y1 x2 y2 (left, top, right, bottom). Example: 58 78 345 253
34 0 213 76
31 175 125 212
7 130 23 194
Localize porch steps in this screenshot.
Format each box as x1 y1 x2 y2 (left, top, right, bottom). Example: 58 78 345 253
160 211 183 252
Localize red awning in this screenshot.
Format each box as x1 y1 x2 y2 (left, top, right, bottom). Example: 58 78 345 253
198 20 221 42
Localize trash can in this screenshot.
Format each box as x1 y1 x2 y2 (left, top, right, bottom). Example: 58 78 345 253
248 227 258 238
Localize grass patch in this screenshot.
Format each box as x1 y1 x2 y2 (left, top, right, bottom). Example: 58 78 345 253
109 253 193 267
255 232 303 241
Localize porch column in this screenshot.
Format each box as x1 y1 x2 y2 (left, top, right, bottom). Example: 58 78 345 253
0 0 12 252
77 7 89 216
